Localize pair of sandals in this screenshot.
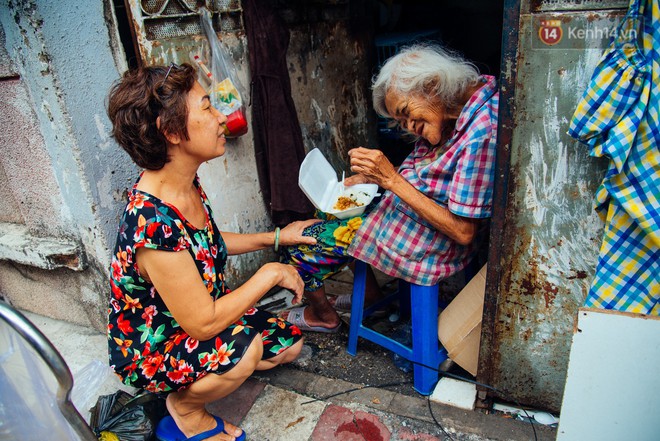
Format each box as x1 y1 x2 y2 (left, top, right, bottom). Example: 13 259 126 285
284 294 389 334
156 415 246 441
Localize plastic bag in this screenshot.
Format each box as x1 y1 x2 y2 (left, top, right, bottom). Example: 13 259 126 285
194 7 248 138
90 390 167 441
71 359 130 423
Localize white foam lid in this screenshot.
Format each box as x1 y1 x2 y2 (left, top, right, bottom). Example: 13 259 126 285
298 148 378 219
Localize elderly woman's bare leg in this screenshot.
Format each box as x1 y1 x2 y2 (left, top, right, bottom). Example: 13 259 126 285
165 336 263 440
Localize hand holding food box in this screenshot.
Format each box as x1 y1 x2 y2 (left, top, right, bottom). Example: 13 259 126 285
299 149 379 219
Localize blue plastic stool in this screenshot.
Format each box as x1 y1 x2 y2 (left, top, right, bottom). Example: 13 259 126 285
346 260 448 395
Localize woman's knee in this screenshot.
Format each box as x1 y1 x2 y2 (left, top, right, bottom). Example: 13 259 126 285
243 335 264 366
275 338 305 365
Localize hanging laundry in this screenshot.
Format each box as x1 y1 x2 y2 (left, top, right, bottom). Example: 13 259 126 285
243 0 314 226
568 0 659 315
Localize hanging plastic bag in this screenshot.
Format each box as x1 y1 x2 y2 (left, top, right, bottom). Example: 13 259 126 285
194 7 248 138
71 359 131 423
90 390 167 441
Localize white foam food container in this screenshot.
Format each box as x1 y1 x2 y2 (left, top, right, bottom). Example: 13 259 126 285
299 148 379 219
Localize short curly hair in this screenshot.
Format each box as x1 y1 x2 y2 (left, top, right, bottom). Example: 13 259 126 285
107 63 197 170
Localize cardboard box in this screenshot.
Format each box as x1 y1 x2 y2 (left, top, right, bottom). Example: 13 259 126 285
437 264 487 376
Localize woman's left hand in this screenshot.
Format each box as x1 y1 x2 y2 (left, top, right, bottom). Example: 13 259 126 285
279 219 321 246
348 147 398 190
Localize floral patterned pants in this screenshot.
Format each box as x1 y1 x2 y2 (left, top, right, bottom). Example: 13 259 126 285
280 212 364 291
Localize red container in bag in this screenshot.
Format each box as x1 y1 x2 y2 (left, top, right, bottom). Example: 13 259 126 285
224 109 248 138
197 8 248 138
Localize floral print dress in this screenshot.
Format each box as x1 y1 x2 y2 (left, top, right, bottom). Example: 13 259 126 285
108 174 302 393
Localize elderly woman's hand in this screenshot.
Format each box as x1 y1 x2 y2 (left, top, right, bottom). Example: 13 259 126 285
279 219 320 247
348 147 399 190
343 173 369 186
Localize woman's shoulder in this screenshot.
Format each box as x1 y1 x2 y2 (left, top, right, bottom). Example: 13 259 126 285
122 189 190 248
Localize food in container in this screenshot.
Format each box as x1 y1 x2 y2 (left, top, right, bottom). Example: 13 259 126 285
299 148 379 219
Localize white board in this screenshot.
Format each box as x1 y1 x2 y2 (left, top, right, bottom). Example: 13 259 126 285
557 308 660 441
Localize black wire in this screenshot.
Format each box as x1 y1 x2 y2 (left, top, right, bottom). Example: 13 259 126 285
301 360 539 441
300 381 413 404
427 396 456 441
412 359 538 441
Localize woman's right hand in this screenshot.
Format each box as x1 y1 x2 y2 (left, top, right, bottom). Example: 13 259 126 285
348 147 398 190
261 262 305 304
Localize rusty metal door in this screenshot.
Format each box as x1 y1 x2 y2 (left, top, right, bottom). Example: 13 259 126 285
479 0 631 412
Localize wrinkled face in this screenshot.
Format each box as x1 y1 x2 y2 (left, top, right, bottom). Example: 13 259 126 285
180 81 228 160
384 89 448 146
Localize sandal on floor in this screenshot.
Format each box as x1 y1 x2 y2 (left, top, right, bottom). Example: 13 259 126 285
156 415 246 441
331 294 390 318
282 306 341 333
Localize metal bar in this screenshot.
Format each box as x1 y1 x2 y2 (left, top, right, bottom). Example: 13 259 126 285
478 0 522 407
0 301 97 441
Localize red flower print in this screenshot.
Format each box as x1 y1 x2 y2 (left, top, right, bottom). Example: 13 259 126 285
164 330 188 354
133 215 147 242
195 247 214 274
290 325 302 336
210 244 218 258
185 337 199 353
127 192 146 212
142 341 152 356
117 313 133 335
111 279 123 300
125 352 140 376
111 258 124 281
199 337 235 370
245 308 257 316
110 298 120 313
145 381 168 393
146 221 160 237
141 305 157 328
141 352 164 379
176 236 188 250
166 358 195 384
162 224 172 238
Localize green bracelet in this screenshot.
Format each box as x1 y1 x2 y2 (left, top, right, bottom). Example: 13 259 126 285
274 227 281 252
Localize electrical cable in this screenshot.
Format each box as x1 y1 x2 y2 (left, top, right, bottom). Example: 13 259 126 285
427 395 456 441
301 359 539 441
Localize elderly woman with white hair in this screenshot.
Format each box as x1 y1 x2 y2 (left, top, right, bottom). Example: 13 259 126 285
280 43 499 332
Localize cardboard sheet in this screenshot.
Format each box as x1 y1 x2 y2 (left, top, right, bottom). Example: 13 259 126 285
438 264 487 376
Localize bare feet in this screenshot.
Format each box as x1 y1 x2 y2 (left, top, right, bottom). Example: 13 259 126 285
166 394 244 440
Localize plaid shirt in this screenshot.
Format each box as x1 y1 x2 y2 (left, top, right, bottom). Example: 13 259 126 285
568 0 659 315
348 75 499 286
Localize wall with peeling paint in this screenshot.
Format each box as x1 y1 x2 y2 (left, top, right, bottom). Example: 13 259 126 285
287 21 378 168
0 0 134 330
122 1 379 284
479 0 625 412
0 0 378 332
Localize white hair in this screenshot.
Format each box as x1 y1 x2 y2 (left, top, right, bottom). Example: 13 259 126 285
372 43 480 117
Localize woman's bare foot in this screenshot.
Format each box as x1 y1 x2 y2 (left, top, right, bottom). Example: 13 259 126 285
166 393 244 440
